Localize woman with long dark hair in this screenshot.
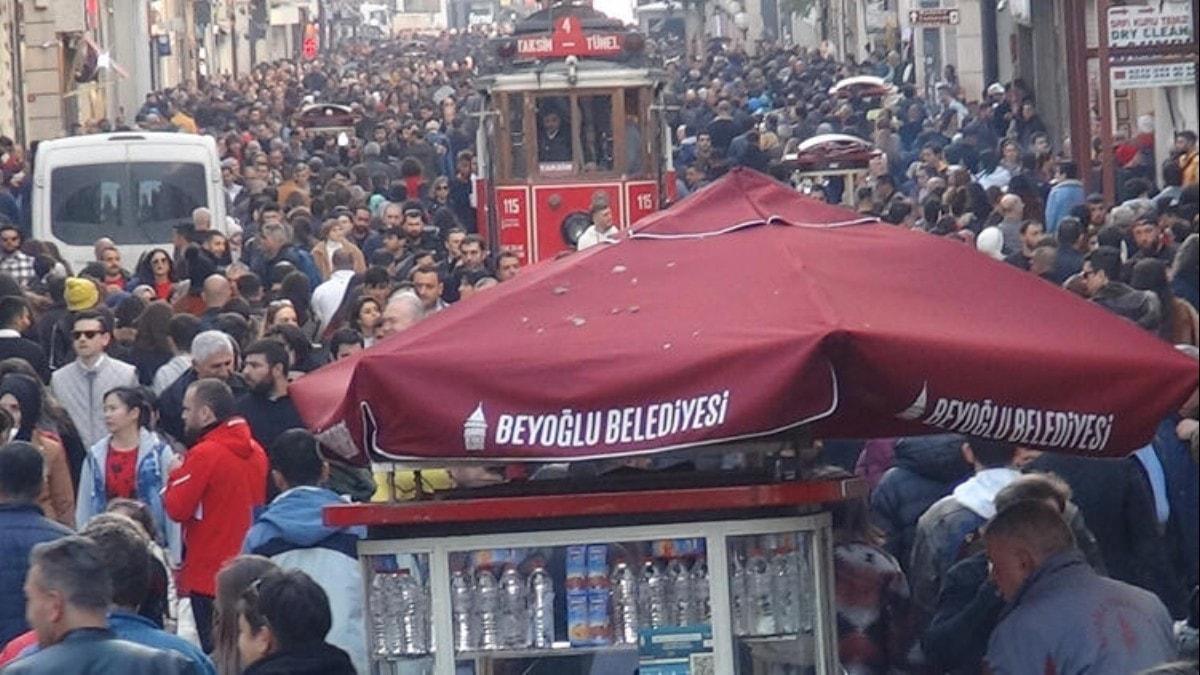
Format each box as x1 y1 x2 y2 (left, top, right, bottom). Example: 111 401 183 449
75 386 180 560
132 248 179 301
974 149 1011 192
0 373 74 527
347 294 382 347
278 271 320 342
1131 258 1200 346
128 301 176 385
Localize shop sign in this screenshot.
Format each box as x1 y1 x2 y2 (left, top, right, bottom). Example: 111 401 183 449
1107 2 1193 49
907 7 960 26
1110 59 1196 90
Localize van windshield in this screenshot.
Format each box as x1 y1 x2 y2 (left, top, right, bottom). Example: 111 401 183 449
50 162 208 245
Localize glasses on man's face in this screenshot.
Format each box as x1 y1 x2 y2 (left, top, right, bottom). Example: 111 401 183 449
73 330 105 341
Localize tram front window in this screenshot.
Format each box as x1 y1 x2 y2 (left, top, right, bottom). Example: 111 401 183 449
579 95 614 172
505 93 526 179
537 97 572 170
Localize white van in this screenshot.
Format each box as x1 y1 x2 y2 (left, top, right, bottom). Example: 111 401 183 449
32 132 227 273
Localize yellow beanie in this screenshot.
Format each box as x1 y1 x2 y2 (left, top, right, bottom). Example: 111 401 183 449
65 277 99 312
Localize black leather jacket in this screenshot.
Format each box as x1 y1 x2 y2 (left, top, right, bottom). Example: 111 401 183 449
1 627 195 674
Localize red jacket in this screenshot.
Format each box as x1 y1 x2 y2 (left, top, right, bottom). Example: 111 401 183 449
164 417 268 596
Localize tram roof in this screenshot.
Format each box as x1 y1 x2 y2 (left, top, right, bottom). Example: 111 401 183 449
512 1 625 35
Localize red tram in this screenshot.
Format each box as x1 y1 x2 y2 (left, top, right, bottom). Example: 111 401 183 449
474 1 675 264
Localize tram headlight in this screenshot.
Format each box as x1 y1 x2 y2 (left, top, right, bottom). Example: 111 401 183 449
561 211 591 247
566 55 579 85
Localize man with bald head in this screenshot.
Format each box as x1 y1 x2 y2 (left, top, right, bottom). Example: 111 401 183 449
996 194 1025 256
199 275 231 331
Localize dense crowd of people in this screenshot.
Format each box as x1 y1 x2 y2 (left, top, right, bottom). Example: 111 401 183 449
0 17 1196 675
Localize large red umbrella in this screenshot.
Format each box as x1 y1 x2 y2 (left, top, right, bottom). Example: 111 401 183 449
291 169 1198 466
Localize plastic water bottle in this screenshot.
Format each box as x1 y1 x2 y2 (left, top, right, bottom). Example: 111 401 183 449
528 565 556 648
731 554 749 636
691 559 711 624
499 565 530 648
795 540 815 634
451 568 475 651
396 570 429 655
475 568 500 650
368 573 392 657
610 559 640 644
747 550 776 635
771 549 799 634
667 558 693 626
641 558 669 629
386 573 408 655
636 559 653 623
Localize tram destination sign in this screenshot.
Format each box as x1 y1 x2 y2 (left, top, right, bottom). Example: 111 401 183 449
516 16 625 58
1107 2 1193 49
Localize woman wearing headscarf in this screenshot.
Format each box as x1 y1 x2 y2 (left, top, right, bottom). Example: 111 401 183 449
0 373 75 527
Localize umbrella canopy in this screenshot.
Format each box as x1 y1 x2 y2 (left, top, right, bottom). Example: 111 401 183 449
291 169 1198 466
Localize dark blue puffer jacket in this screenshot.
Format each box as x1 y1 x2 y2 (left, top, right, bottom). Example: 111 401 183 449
0 503 72 644
869 434 970 572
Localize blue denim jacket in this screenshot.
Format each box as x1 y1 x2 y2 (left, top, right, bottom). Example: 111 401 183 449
75 428 181 564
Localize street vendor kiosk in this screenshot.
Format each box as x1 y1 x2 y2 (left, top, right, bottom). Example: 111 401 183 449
329 475 859 675
295 170 1199 675
778 134 877 207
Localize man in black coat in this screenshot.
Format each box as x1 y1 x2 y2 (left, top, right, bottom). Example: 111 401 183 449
237 339 303 453
157 331 245 443
869 434 971 571
537 110 571 163
1026 450 1185 616
0 296 48 382
0 442 71 645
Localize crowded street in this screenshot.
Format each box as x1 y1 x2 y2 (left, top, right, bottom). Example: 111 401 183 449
0 0 1197 673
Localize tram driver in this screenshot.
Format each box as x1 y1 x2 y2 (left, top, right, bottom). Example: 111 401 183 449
538 105 572 163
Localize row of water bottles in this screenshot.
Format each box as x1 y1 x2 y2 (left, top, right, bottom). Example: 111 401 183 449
451 564 556 652
370 569 432 658
610 556 713 644
730 541 814 637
